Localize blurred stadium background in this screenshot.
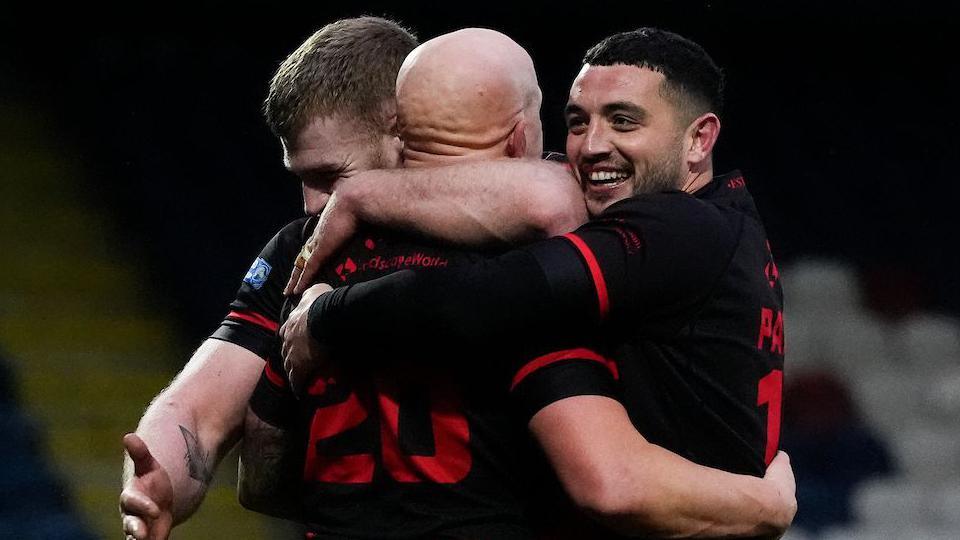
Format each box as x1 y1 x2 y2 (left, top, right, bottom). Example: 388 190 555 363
1 2 957 538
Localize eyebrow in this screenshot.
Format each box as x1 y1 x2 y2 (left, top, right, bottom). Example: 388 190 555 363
564 101 649 120
564 103 585 116
602 101 648 120
288 160 349 175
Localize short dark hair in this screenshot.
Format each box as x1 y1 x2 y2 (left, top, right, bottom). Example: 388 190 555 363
264 16 418 139
583 27 724 122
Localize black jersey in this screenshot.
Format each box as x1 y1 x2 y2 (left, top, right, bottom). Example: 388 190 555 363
249 227 608 539
308 170 784 480
209 216 315 358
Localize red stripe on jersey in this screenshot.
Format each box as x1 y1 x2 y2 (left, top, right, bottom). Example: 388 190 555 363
510 348 618 391
227 310 279 333
263 362 286 388
562 233 610 319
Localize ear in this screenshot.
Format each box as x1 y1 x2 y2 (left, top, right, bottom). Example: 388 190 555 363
505 119 527 159
684 112 721 167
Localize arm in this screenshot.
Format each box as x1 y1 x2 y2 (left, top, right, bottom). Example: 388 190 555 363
238 406 303 520
290 158 586 294
531 396 795 538
120 339 264 539
237 348 304 518
299 195 734 370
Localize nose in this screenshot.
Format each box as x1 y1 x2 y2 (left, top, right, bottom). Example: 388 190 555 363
302 184 331 215
582 122 612 162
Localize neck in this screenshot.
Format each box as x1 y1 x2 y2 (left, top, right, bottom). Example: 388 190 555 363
680 161 714 194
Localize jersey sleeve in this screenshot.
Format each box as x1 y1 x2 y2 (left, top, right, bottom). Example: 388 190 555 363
248 351 297 427
307 193 737 368
509 347 620 422
210 217 314 359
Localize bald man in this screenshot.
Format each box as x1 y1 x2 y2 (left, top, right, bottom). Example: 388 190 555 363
396 28 543 166
252 29 794 539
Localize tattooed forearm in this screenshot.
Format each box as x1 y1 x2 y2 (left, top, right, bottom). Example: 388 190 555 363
179 425 214 484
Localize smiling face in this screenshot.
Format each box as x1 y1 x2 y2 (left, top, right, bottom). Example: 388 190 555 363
565 64 686 216
281 114 400 215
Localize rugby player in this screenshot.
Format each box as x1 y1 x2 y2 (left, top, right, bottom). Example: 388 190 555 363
284 27 793 538
118 18 425 540
263 28 794 538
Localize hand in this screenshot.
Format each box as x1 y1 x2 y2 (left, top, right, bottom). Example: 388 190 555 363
280 283 334 395
763 451 797 534
286 190 358 296
120 433 174 540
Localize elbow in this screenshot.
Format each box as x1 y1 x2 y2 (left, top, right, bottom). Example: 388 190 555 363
237 464 272 514
527 182 587 238
563 462 657 533
237 482 257 511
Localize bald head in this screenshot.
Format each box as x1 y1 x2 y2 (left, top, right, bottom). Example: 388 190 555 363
396 28 543 166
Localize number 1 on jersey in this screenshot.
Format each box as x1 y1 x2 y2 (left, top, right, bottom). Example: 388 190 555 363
757 369 783 465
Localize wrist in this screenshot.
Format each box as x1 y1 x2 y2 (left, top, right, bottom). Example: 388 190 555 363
758 477 792 532
339 172 375 219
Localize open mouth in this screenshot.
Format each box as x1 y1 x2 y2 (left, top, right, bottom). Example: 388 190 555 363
585 169 632 189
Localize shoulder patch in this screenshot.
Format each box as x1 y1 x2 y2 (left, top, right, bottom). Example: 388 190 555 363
243 257 272 290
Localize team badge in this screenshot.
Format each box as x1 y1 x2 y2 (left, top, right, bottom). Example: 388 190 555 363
243 257 272 290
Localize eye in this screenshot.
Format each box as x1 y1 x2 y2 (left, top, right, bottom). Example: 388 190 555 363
566 115 588 135
300 168 347 190
611 114 637 130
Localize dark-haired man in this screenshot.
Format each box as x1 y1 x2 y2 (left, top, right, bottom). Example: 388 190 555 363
286 27 790 537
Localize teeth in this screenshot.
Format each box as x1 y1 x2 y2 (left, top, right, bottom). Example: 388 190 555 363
589 171 629 182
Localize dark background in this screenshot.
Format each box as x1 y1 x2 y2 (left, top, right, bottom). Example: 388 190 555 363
2 1 956 344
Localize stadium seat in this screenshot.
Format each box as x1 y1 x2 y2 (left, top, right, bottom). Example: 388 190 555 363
782 312 824 374
781 259 861 317
780 527 812 540
851 478 928 528
888 425 960 480
920 368 960 427
929 482 960 529
895 526 960 540
894 313 960 371
819 525 898 540
820 312 892 377
852 371 921 434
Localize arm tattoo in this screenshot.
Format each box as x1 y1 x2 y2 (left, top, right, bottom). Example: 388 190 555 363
179 425 214 484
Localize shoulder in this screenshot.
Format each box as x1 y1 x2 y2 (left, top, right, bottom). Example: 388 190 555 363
275 216 316 245
603 192 734 237
264 216 316 256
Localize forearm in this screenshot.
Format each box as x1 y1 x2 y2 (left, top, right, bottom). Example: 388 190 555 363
308 247 590 369
531 396 790 539
600 444 789 538
127 395 223 523
124 340 262 522
342 159 585 245
238 407 303 520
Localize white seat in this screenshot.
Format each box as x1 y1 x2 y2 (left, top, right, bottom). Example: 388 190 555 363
889 425 960 481
896 525 960 540
920 368 960 427
779 527 811 540
894 313 960 371
784 311 827 374
851 478 930 527
853 371 922 434
819 525 898 540
781 259 861 318
821 313 893 377
929 481 960 528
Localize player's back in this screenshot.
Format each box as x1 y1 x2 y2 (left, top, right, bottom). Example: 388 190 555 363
298 228 537 539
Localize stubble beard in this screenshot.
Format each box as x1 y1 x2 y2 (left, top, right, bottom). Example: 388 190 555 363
632 139 685 196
